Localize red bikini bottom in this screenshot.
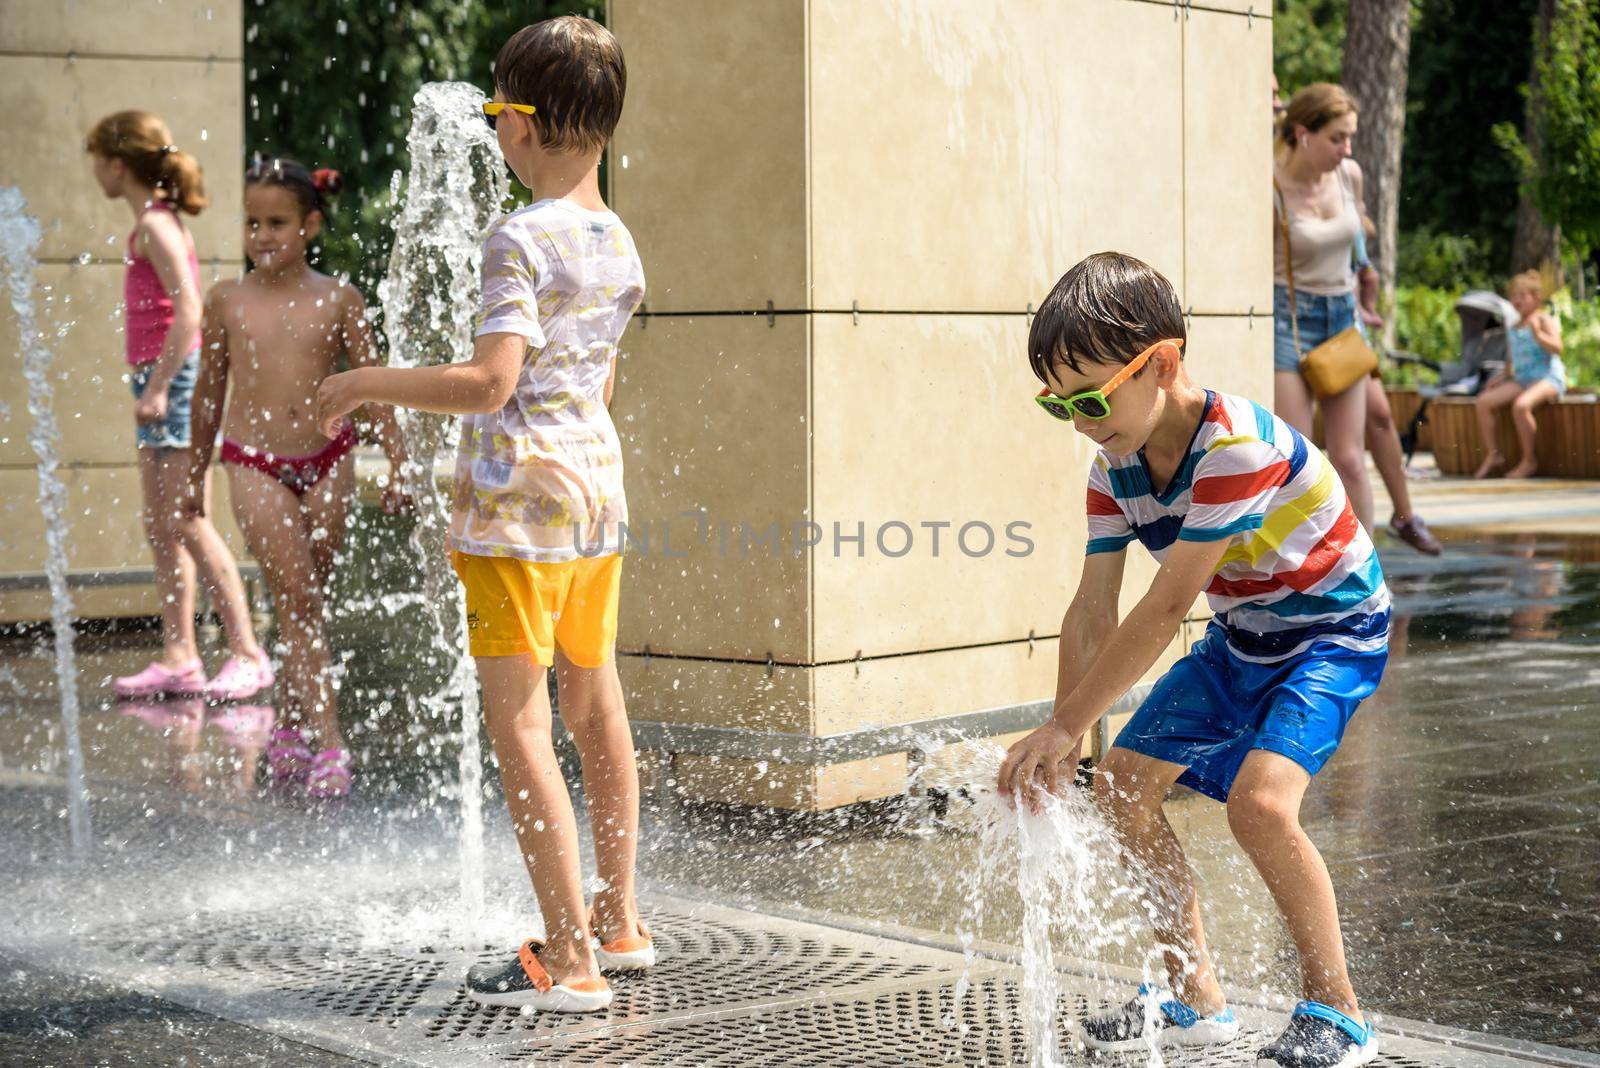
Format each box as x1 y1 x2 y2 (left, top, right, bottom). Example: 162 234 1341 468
220 424 356 498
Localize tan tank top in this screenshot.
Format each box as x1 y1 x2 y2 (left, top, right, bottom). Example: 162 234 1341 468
1273 161 1360 297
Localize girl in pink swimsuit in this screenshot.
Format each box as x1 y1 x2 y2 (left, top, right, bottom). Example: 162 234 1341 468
86 110 271 704
186 158 410 798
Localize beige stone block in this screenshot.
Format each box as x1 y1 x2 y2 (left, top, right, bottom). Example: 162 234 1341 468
617 653 811 733
813 636 1059 736
1187 313 1272 407
0 0 243 59
0 259 247 467
0 55 244 264
816 753 908 809
608 0 807 313
809 314 1078 659
671 751 907 811
612 314 810 661
0 582 162 625
0 465 146 577
808 0 1184 312
0 460 253 620
1183 7 1274 314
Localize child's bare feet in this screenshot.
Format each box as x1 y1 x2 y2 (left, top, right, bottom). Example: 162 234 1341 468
1473 452 1506 479
1506 459 1539 479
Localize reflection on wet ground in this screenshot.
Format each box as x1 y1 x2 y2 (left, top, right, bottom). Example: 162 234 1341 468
1 529 1597 1057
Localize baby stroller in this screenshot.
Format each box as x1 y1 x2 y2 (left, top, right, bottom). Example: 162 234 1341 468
1390 290 1520 463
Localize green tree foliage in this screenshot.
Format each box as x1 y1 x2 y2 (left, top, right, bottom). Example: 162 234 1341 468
1494 0 1600 256
1400 0 1538 273
1273 0 1348 92
244 0 591 292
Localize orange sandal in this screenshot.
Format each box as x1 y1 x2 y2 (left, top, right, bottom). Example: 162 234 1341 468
464 938 612 1012
589 907 655 972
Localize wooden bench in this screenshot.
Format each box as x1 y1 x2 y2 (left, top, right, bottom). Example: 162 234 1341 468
1427 394 1600 477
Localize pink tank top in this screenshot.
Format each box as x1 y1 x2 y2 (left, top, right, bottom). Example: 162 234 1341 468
124 202 201 365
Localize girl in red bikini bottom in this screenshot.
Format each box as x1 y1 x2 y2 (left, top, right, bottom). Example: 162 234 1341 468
185 158 411 800
220 423 357 498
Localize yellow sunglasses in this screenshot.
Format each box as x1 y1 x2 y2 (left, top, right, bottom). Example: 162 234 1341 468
482 101 537 130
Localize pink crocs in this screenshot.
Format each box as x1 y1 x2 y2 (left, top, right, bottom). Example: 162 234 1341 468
204 651 275 702
267 726 313 785
305 748 353 799
114 658 206 699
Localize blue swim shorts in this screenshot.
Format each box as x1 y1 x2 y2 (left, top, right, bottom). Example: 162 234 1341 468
1113 617 1389 802
130 349 199 450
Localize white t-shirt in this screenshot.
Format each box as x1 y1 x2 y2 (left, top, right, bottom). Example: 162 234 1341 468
448 199 646 562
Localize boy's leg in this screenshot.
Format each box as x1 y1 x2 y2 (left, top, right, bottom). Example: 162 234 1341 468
476 653 599 984
1093 748 1225 1013
554 651 641 942
1226 748 1360 1022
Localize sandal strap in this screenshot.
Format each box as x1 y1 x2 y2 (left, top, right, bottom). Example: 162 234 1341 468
517 939 554 993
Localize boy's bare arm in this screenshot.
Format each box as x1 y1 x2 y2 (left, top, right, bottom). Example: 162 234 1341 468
999 537 1230 804
1051 550 1126 752
315 332 526 438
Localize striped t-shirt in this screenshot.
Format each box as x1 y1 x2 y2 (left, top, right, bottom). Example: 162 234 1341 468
1085 390 1389 663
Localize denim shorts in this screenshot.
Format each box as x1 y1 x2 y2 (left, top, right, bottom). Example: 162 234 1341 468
1113 618 1389 802
1273 285 1357 374
130 350 199 450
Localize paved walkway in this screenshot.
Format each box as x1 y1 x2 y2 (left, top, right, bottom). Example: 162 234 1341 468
2 484 1598 1065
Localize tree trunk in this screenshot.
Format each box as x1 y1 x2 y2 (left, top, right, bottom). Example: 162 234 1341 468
1512 0 1563 275
1342 0 1411 346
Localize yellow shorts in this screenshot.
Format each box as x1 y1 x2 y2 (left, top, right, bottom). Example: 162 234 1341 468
450 551 622 667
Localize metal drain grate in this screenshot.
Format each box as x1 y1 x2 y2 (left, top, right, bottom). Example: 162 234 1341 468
21 895 1570 1068
424 911 944 1043
508 978 1450 1068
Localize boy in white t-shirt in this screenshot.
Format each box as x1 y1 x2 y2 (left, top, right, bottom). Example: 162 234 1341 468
317 15 650 1013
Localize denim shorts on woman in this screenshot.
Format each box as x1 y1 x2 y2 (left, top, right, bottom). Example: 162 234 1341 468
129 350 199 450
1273 284 1357 374
1112 617 1389 802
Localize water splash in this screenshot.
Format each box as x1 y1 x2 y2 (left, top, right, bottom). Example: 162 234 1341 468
938 744 1154 1067
377 82 510 931
0 186 91 857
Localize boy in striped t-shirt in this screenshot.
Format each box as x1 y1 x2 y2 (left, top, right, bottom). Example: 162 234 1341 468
998 253 1387 1068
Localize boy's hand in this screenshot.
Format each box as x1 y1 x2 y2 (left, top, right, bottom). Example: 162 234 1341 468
316 369 366 439
997 722 1081 813
134 389 169 425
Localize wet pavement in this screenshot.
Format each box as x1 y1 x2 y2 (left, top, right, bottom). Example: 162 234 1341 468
1 528 1598 1063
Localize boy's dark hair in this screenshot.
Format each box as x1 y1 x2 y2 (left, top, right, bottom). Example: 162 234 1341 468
245 157 341 221
495 16 626 155
1028 252 1185 383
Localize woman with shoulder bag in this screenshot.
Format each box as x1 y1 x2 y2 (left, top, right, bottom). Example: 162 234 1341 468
1273 84 1437 554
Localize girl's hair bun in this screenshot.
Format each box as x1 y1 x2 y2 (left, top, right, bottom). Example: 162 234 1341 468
311 168 343 195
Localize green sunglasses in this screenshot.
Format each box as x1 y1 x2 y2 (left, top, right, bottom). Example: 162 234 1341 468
1034 338 1183 421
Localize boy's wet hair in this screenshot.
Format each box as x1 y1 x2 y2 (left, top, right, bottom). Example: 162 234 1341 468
494 15 626 155
245 157 341 221
1028 252 1186 382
